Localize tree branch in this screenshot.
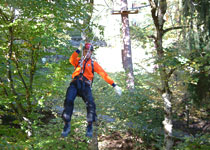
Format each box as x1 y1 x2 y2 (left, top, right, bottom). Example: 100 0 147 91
28 49 35 110
8 26 26 116
12 50 30 98
167 68 176 79
7 27 17 96
29 45 39 93
0 77 18 113
163 22 204 35
148 0 159 29
148 35 157 40
163 25 189 35
27 43 40 111
148 0 157 9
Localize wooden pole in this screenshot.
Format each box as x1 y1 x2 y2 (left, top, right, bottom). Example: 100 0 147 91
112 0 138 91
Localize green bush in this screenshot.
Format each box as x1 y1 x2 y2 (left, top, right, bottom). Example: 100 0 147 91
175 134 210 150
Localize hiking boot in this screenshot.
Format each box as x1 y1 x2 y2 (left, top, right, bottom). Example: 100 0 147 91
61 122 71 137
86 123 93 137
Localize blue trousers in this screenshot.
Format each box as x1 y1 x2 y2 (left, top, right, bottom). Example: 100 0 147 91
62 79 97 123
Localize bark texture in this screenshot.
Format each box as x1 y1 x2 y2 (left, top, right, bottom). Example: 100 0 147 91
88 122 99 150
148 0 174 149
121 0 135 91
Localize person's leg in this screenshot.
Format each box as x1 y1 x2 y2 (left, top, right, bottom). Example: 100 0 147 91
61 83 77 137
81 84 97 137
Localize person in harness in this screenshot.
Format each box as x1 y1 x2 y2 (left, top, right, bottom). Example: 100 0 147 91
61 43 122 137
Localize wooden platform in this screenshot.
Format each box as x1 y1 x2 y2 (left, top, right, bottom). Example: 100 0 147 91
111 10 138 15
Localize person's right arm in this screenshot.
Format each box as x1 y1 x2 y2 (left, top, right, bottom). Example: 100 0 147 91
69 50 80 67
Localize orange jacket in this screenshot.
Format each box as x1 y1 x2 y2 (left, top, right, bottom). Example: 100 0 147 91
69 50 115 86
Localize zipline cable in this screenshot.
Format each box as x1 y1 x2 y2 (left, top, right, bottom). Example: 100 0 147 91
79 6 106 70
103 0 113 10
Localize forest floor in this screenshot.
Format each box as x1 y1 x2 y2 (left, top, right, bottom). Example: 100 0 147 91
1 108 209 150
97 121 210 150
98 131 143 150
55 109 210 150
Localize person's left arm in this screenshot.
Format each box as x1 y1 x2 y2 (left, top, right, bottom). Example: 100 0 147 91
94 61 122 96
94 61 116 87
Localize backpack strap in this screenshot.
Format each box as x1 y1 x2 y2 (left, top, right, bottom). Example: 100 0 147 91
91 60 94 86
74 59 94 87
74 59 81 70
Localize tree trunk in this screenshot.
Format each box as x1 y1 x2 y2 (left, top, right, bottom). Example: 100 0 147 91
88 122 99 150
162 92 173 150
183 93 190 128
120 0 135 91
148 0 174 149
6 7 33 136
8 26 26 117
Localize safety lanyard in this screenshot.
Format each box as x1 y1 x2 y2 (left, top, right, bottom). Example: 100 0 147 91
81 58 89 74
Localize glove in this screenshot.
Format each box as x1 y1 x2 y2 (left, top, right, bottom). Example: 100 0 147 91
114 85 122 96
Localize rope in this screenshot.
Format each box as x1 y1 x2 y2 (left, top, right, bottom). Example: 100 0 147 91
81 7 106 42
104 0 113 10
78 5 107 71
78 1 120 75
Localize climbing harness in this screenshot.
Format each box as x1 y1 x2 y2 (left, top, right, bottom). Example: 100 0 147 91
73 45 95 90
72 5 109 89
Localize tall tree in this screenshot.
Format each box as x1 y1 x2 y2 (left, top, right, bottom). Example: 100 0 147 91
148 0 174 149
121 0 135 91
181 0 210 109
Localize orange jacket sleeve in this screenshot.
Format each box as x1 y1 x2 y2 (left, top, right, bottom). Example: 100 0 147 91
69 50 80 67
94 61 115 86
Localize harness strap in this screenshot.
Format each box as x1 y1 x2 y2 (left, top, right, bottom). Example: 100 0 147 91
91 60 94 87
74 59 94 86
82 58 89 74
